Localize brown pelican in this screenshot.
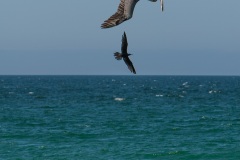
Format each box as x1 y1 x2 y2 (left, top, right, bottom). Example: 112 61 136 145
114 32 136 74
101 0 164 29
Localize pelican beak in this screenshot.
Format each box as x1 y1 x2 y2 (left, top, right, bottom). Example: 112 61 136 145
160 0 164 12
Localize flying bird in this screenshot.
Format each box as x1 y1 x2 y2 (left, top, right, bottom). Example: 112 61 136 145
101 0 164 29
114 32 136 74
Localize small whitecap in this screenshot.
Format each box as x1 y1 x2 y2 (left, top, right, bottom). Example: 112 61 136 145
114 98 125 101
28 92 34 95
151 87 157 90
156 94 163 97
169 151 179 155
112 79 115 82
209 90 218 94
182 82 188 86
39 146 45 149
123 84 126 86
85 124 90 128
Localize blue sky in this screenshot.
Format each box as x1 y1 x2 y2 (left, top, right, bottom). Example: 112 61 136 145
0 0 240 75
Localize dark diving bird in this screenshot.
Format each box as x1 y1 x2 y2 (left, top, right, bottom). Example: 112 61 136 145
101 0 164 29
114 32 136 74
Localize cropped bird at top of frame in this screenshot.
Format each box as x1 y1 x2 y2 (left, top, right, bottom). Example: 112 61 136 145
101 0 164 29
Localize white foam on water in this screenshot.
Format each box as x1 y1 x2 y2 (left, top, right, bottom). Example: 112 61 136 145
156 94 163 97
151 87 157 90
209 90 218 94
114 98 125 101
201 116 206 119
76 124 90 128
168 151 179 155
28 92 34 95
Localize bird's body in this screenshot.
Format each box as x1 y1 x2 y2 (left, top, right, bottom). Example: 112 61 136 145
101 0 164 29
114 32 136 74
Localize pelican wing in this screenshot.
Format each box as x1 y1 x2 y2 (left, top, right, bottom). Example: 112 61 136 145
121 32 128 53
123 57 136 74
101 0 139 29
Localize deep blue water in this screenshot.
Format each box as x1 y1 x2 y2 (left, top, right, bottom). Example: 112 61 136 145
0 76 240 159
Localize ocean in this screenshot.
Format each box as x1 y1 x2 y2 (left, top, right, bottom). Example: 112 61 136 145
0 76 240 159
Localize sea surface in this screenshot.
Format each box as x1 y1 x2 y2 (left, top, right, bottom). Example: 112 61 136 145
0 76 240 159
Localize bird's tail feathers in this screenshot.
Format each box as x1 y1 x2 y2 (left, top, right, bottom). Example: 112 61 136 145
114 52 122 60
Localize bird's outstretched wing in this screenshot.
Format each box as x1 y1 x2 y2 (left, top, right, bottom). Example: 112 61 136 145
121 32 128 53
101 0 138 29
123 57 136 74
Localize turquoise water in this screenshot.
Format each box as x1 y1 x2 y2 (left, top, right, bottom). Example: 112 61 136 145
0 76 240 159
